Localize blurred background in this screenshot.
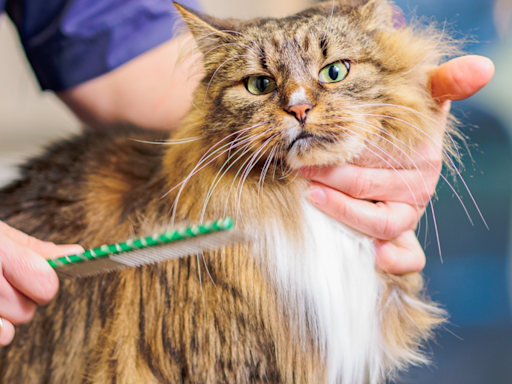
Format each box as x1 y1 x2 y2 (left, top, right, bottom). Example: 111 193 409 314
0 0 511 382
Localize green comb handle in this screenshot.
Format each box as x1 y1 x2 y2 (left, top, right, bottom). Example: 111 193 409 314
48 217 234 269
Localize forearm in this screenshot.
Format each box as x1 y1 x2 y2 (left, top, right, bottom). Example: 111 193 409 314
57 34 202 130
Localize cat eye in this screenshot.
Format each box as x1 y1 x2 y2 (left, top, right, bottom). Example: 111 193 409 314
319 61 350 83
245 76 277 95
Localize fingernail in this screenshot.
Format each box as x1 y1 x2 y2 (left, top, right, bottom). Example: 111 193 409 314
307 186 326 206
56 244 85 256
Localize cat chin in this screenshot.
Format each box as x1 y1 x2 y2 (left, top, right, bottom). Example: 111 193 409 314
286 152 350 170
285 141 366 170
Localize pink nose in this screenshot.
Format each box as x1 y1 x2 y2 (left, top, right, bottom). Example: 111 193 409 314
287 104 312 123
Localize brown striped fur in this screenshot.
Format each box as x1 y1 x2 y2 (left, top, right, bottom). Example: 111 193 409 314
0 1 457 382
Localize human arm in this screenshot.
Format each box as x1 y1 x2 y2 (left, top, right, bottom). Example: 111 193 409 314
301 55 495 274
57 33 202 130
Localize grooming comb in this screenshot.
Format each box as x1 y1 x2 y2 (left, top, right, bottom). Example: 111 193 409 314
48 218 244 279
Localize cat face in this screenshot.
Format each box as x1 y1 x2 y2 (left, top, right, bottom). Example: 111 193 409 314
176 0 453 170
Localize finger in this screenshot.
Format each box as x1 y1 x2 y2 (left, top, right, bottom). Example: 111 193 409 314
0 276 37 324
0 236 59 305
307 183 422 240
0 221 84 258
375 230 426 275
300 165 437 207
0 318 15 347
431 55 495 102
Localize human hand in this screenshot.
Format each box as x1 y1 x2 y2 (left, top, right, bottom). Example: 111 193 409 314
0 221 83 346
301 55 495 275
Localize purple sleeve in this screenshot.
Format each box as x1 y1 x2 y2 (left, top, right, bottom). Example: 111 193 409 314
5 0 201 91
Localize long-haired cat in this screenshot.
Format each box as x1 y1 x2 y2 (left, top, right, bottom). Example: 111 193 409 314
0 1 457 383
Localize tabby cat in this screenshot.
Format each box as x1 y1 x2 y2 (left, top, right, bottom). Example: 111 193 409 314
0 1 456 383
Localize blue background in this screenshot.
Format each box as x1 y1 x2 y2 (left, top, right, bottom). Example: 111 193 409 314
393 1 512 382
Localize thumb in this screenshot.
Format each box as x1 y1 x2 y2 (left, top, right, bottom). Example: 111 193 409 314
0 222 83 259
431 55 494 102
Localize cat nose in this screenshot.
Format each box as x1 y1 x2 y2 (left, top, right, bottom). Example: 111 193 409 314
286 104 313 124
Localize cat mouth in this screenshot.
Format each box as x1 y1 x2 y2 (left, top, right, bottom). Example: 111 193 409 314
287 132 333 151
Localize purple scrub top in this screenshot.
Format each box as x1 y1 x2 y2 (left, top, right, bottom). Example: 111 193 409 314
1 0 201 91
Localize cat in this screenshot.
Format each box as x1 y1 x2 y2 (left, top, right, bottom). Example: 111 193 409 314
0 1 458 383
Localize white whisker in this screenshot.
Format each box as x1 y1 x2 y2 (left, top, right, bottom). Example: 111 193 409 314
335 124 432 251
321 0 336 43
258 146 277 196
234 136 275 222
337 126 443 258
161 122 269 200
195 30 264 56
341 111 486 229
129 136 205 145
203 54 252 109
200 127 276 223
200 42 261 62
332 102 461 160
167 122 271 225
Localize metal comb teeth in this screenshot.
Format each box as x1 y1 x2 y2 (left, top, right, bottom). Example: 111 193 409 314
48 218 245 279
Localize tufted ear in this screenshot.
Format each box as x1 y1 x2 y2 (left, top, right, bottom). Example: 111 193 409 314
173 2 241 54
304 0 399 30
352 0 397 30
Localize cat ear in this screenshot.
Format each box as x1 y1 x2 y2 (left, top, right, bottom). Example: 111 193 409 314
354 0 397 30
173 2 239 53
306 1 401 30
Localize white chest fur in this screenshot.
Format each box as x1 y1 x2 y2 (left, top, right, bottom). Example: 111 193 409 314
268 202 386 384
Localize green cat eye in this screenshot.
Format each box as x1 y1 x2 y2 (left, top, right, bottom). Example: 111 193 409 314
319 61 350 83
245 76 277 95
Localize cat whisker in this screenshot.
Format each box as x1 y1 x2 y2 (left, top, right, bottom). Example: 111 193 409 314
219 142 266 219
336 121 432 236
234 136 275 222
174 129 268 216
228 144 266 223
332 103 462 160
336 126 444 258
277 161 295 180
161 132 252 199
321 0 336 44
343 112 487 229
236 138 278 218
129 136 205 145
339 123 450 258
258 146 277 197
345 117 471 245
332 108 465 198
162 121 269 199
222 140 269 218
202 54 253 109
169 124 272 225
329 127 427 237
202 143 254 222
195 30 263 56
200 127 277 223
197 248 217 289
333 116 466 240
284 171 300 186
272 148 280 181
333 123 429 241
200 43 262 63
